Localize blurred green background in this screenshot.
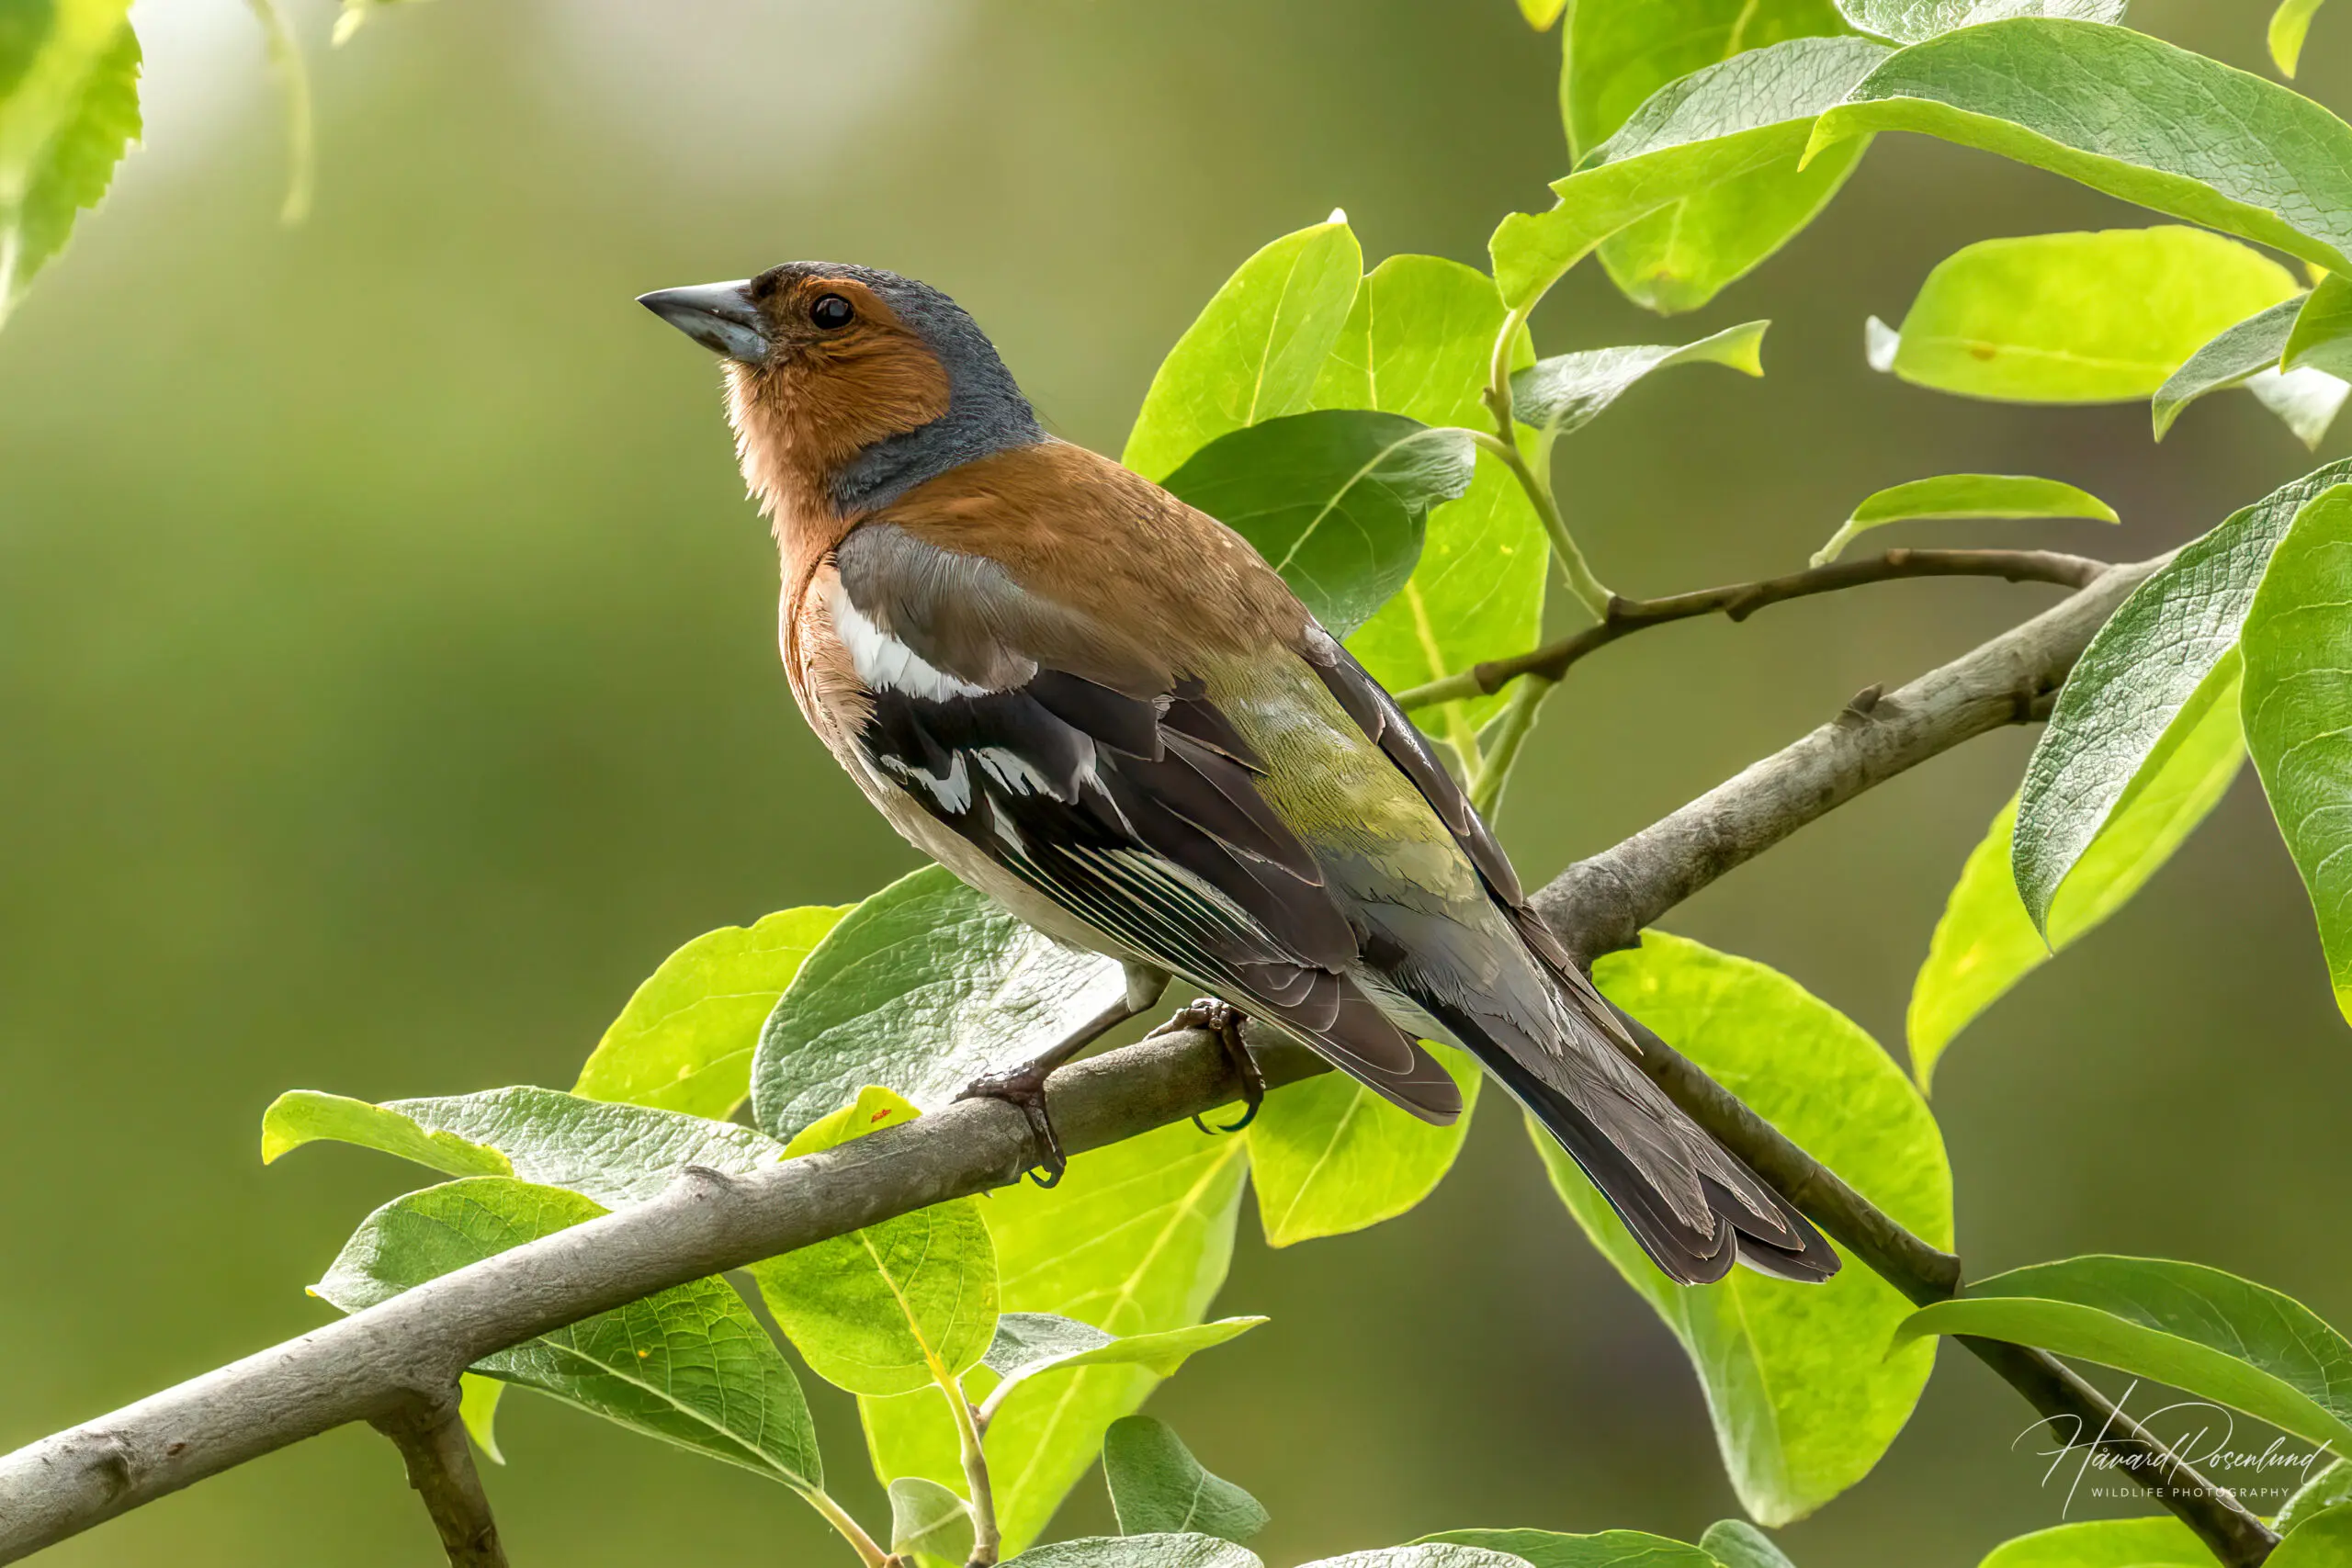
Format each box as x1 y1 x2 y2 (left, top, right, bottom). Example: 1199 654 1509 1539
4 1 2346 1562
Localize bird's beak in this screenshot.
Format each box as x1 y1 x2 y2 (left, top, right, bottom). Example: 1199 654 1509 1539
637 280 769 364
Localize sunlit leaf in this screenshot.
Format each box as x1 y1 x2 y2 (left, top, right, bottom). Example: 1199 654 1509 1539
1562 0 1861 313
1974 1517 2210 1568
1538 932 1951 1526
1248 1042 1480 1247
314 1178 824 1493
1491 37 1891 311
1510 321 1769 442
1309 254 1544 736
1907 655 2244 1091
2016 459 2352 931
1810 473 2116 565
572 906 848 1120
0 0 139 326
458 1373 503 1465
259 1085 784 1205
2272 0 2329 76
2242 484 2352 1027
2285 274 2352 380
752 864 1123 1144
1124 219 1363 480
1877 228 2298 403
1163 411 1474 637
1305 1549 1543 1568
1103 1416 1269 1542
2275 1507 2352 1567
1808 20 2352 279
863 1122 1251 1553
1834 0 2123 45
2152 297 2352 450
751 1088 999 1398
2282 1463 2352 1539
1520 0 1571 29
1894 1256 2352 1453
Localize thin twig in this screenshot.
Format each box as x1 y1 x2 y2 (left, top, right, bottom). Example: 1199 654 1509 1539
369 1393 506 1568
1398 547 2111 712
0 555 2270 1566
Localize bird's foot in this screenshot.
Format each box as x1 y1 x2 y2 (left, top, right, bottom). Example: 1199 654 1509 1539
1149 998 1265 1134
957 1064 1069 1189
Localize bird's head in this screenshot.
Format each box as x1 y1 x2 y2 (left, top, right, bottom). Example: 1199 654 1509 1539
639 263 1042 526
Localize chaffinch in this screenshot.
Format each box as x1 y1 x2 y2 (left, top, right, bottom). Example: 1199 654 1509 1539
639 263 1836 1286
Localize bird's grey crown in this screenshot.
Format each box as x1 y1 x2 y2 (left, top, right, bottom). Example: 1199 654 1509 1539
763 261 1046 514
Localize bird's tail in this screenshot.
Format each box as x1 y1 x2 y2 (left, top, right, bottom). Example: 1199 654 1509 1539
1420 981 1839 1287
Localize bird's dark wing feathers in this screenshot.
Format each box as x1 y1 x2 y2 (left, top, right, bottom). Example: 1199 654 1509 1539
1302 631 1838 1285
835 526 1460 1121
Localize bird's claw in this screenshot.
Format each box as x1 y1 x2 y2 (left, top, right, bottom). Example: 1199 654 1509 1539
957 1065 1069 1189
1151 998 1264 1134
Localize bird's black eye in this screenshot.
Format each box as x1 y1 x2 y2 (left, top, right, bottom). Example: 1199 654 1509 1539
809 293 854 330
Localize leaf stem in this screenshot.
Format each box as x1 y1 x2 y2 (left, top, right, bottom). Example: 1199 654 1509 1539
243 0 317 225
1397 547 2111 712
803 1487 892 1568
1468 673 1553 818
939 1372 1001 1567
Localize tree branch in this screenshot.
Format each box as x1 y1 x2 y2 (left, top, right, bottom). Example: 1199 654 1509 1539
369 1393 507 1568
1 553 2270 1565
1396 548 2112 713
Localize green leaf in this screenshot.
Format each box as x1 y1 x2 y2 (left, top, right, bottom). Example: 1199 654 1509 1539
1562 0 1862 314
259 1085 784 1205
1004 1538 1263 1568
982 1313 1267 1390
2285 274 2352 380
458 1373 503 1465
2276 1507 2352 1568
890 1477 976 1564
1308 254 1544 737
1420 1529 1714 1567
1103 1416 1269 1543
1835 0 2124 45
1510 321 1770 442
1161 411 1474 637
1539 931 1953 1526
0 0 139 327
1124 219 1363 481
2242 484 2352 1026
1875 228 2299 403
1974 1517 2210 1568
262 1090 512 1178
1808 19 2352 279
1492 37 1892 311
2283 1463 2352 1538
862 1122 1251 1554
1894 1256 2352 1455
571 906 848 1120
2272 0 2328 76
1811 472 2116 565
1248 1042 1481 1247
1303 1550 1541 1568
2016 458 2352 931
752 864 1125 1144
1521 0 1571 29
1907 656 2245 1090
1698 1521 1796 1568
314 1178 823 1492
2152 297 2351 450
751 1089 999 1397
